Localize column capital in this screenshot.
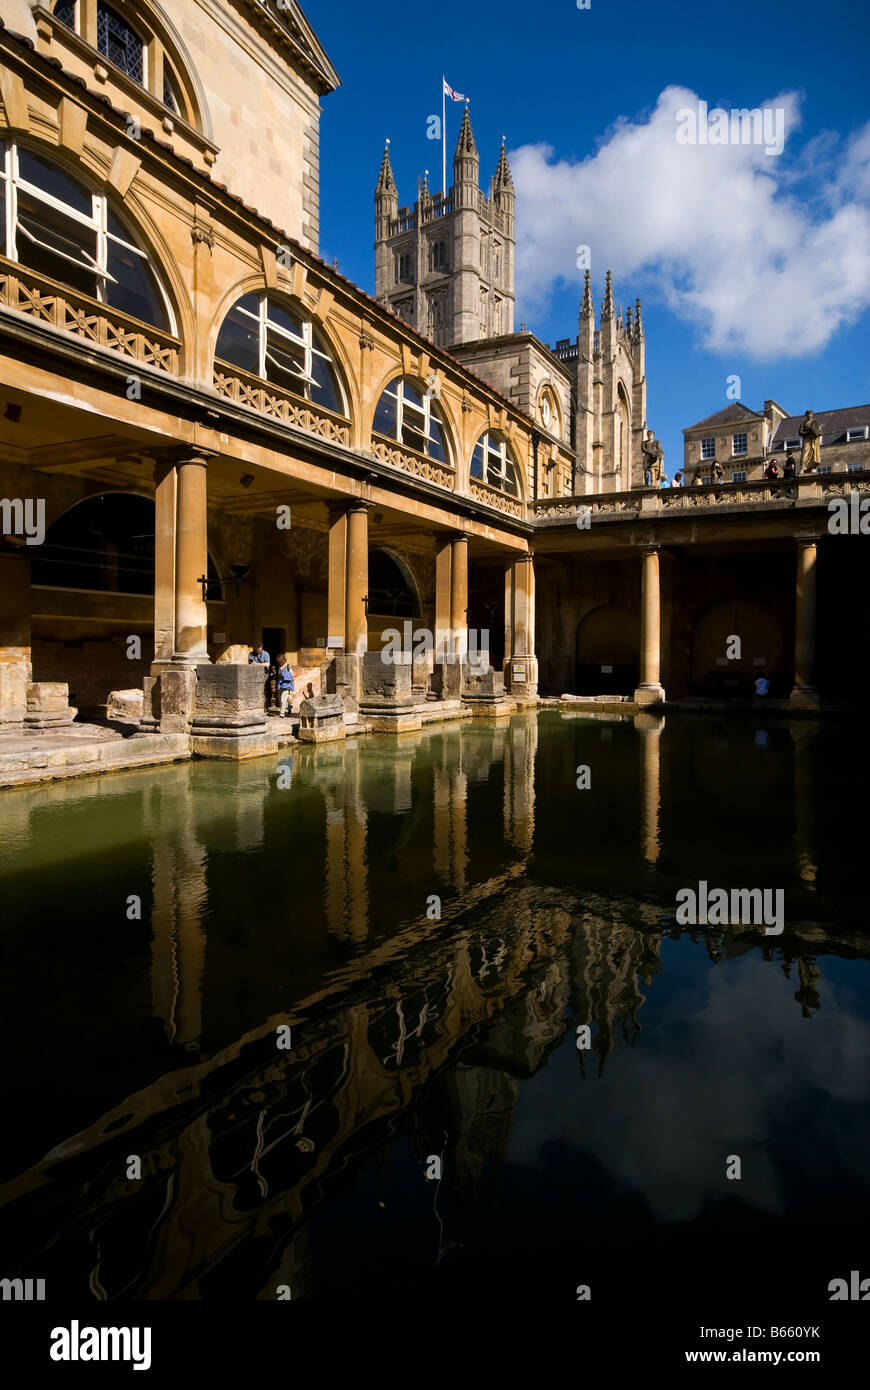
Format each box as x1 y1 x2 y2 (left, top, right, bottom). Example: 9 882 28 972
513 551 535 565
794 532 820 546
166 446 218 467
327 498 371 521
450 532 470 546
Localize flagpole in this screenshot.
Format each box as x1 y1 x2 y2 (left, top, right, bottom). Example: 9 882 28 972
442 76 447 198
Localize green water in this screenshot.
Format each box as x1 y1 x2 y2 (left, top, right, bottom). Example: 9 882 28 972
0 711 867 1300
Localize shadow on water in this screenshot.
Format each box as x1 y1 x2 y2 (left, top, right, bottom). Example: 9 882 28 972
0 711 868 1300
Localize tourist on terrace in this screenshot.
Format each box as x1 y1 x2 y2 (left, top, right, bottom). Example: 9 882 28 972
277 656 295 717
763 459 779 480
249 642 270 665
712 461 724 483
659 472 670 488
783 454 796 479
674 471 683 487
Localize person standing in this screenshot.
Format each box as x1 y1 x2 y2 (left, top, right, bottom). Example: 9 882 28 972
277 656 295 717
763 459 779 480
783 454 797 479
249 642 271 711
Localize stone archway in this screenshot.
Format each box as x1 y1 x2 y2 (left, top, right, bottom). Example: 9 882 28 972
576 604 639 694
691 599 784 696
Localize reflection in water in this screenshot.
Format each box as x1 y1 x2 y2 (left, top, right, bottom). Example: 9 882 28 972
0 712 868 1301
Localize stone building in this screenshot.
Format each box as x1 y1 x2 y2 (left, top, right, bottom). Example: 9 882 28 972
0 0 865 786
375 119 654 496
684 400 870 481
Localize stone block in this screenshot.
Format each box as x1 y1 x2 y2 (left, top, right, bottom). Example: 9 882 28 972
361 652 413 705
27 681 70 713
0 661 30 726
298 693 346 743
194 662 265 717
25 681 77 728
327 653 361 711
158 666 197 734
107 688 144 722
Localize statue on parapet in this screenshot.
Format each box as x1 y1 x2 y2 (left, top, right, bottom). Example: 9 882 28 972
799 409 823 472
642 429 664 487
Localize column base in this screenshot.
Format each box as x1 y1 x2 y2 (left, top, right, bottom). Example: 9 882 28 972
633 682 666 707
503 655 538 702
789 685 821 710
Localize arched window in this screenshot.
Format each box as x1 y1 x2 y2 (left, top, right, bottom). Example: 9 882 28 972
215 293 343 414
471 431 521 497
429 239 446 272
97 3 144 85
368 549 420 618
373 377 447 461
33 494 155 594
0 141 172 330
51 1 194 120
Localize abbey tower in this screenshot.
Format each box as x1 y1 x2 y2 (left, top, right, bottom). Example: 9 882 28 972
374 110 655 494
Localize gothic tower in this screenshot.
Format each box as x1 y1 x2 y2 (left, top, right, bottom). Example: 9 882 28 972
373 111 515 347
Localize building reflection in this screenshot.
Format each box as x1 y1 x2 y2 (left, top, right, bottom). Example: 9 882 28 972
0 712 861 1300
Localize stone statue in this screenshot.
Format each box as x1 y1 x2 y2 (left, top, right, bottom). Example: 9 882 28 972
799 409 822 471
641 430 664 486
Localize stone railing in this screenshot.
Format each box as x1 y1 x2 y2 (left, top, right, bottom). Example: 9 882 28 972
0 259 181 373
213 361 351 445
371 434 455 490
469 477 526 519
532 473 868 524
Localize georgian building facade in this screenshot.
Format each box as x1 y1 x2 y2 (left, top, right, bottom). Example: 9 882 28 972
0 0 864 773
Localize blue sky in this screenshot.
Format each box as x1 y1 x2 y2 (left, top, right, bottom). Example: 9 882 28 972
309 0 870 470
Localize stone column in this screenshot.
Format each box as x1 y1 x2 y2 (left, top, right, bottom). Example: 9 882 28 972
152 461 177 664
327 501 369 713
634 545 665 706
0 550 32 730
172 454 210 665
450 533 469 662
503 553 538 700
635 711 665 865
790 535 820 708
345 502 369 658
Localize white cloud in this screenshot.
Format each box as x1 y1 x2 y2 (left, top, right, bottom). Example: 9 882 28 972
512 87 870 360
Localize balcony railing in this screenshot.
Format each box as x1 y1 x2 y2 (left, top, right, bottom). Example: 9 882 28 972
469 476 525 519
531 472 870 523
0 259 181 373
213 361 351 445
370 433 455 491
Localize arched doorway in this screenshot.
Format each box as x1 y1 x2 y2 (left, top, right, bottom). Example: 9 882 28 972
576 605 639 694
691 599 784 697
367 548 420 619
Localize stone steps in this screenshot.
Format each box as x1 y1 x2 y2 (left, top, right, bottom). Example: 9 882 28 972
0 733 189 788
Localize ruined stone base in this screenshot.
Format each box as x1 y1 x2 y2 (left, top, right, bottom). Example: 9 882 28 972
25 681 77 729
633 682 666 707
789 685 821 710
462 697 516 719
361 705 422 734
25 709 78 729
503 656 538 703
191 728 278 759
419 698 465 725
298 694 346 743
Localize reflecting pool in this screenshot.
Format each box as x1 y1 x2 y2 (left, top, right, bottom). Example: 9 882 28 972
0 712 867 1301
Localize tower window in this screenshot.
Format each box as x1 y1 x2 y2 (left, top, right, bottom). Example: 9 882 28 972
429 239 446 272
97 4 145 86
396 251 412 283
